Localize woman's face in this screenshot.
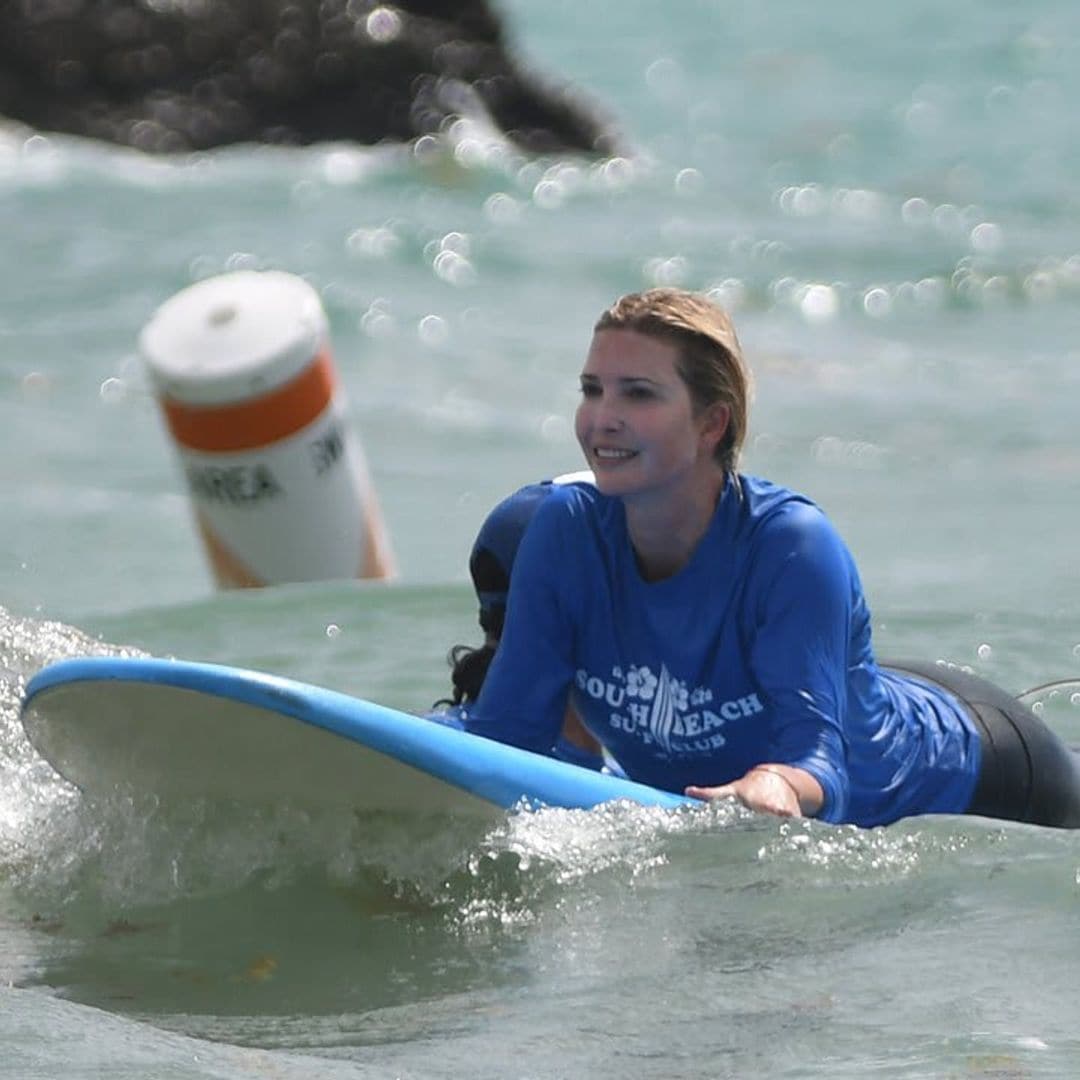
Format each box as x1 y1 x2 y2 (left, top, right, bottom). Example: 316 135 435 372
575 329 726 503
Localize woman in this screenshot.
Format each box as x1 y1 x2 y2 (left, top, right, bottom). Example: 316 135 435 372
464 288 1080 828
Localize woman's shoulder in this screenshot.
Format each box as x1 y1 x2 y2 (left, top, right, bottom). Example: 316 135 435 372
739 474 822 525
728 478 861 603
737 474 848 554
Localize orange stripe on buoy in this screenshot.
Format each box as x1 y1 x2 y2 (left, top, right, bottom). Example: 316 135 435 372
357 483 398 580
194 510 266 588
162 351 336 452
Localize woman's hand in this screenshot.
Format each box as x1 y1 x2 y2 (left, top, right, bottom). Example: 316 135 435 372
686 764 823 818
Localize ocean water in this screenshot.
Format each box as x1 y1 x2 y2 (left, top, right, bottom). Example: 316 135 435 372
3 0 1080 1076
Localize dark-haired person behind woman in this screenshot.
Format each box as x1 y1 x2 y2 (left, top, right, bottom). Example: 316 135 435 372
459 288 1080 829
431 474 620 773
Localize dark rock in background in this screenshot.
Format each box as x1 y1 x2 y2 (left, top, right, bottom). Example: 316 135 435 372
0 0 619 155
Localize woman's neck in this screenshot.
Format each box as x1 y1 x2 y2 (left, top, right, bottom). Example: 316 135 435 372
624 469 727 582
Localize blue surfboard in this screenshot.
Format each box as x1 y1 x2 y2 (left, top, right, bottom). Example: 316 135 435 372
20 657 695 819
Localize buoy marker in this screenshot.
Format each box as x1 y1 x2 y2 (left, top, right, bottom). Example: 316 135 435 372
139 270 396 588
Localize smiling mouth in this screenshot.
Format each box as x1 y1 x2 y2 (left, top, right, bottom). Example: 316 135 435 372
593 448 637 461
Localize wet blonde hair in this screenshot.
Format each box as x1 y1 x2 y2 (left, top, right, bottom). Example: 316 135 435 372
593 288 752 473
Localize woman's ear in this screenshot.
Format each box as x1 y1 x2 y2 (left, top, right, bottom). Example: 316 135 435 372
698 402 731 455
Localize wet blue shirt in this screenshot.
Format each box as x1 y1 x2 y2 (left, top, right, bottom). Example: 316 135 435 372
466 475 982 827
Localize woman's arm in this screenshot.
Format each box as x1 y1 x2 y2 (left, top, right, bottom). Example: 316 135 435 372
690 503 858 821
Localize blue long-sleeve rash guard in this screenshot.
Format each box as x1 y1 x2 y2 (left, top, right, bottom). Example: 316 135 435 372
466 475 982 827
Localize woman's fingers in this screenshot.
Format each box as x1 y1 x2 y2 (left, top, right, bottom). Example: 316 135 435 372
684 772 803 817
684 784 733 801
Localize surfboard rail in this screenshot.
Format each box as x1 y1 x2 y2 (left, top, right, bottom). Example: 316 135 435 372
21 656 696 816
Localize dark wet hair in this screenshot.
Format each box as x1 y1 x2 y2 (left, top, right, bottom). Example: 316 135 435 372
436 642 497 707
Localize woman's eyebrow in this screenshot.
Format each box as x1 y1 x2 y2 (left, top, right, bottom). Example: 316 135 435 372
580 373 661 384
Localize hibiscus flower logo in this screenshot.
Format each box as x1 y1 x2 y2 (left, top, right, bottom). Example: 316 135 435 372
626 665 658 701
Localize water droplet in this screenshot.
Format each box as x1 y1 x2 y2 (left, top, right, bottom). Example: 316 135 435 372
412 134 440 163
799 284 838 323
931 203 961 233
706 279 747 311
225 251 261 272
644 57 685 100
901 197 931 227
914 277 946 307
599 156 634 190
970 222 1003 253
418 314 449 346
812 436 841 464
366 7 402 44
322 149 367 186
483 192 521 225
453 137 487 170
360 308 395 338
644 256 688 287
674 168 704 197
981 275 1010 304
99 377 127 404
1032 701 1044 715
1023 271 1056 303
792 184 826 216
433 250 477 287
532 179 564 210
440 232 470 256
862 287 892 318
346 226 400 259
325 624 341 639
976 643 992 660
770 276 799 304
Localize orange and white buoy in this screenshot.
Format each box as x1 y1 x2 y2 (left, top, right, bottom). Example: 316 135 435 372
139 270 396 588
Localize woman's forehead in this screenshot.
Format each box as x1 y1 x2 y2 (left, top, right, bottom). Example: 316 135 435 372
583 328 681 373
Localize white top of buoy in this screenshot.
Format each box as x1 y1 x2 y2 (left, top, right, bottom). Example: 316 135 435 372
138 271 328 405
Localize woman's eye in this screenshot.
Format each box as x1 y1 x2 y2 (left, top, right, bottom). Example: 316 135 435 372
626 385 655 400
579 382 601 398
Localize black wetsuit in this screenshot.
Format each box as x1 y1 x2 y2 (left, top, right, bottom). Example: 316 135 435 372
888 662 1080 829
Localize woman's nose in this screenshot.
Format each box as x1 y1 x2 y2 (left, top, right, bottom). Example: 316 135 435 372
589 394 624 432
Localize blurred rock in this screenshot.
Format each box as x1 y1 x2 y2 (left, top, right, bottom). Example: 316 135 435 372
0 0 619 155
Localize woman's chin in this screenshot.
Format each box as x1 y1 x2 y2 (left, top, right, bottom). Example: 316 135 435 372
590 468 640 498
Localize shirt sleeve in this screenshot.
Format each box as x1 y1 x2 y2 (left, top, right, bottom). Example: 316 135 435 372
745 503 856 822
465 498 575 753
